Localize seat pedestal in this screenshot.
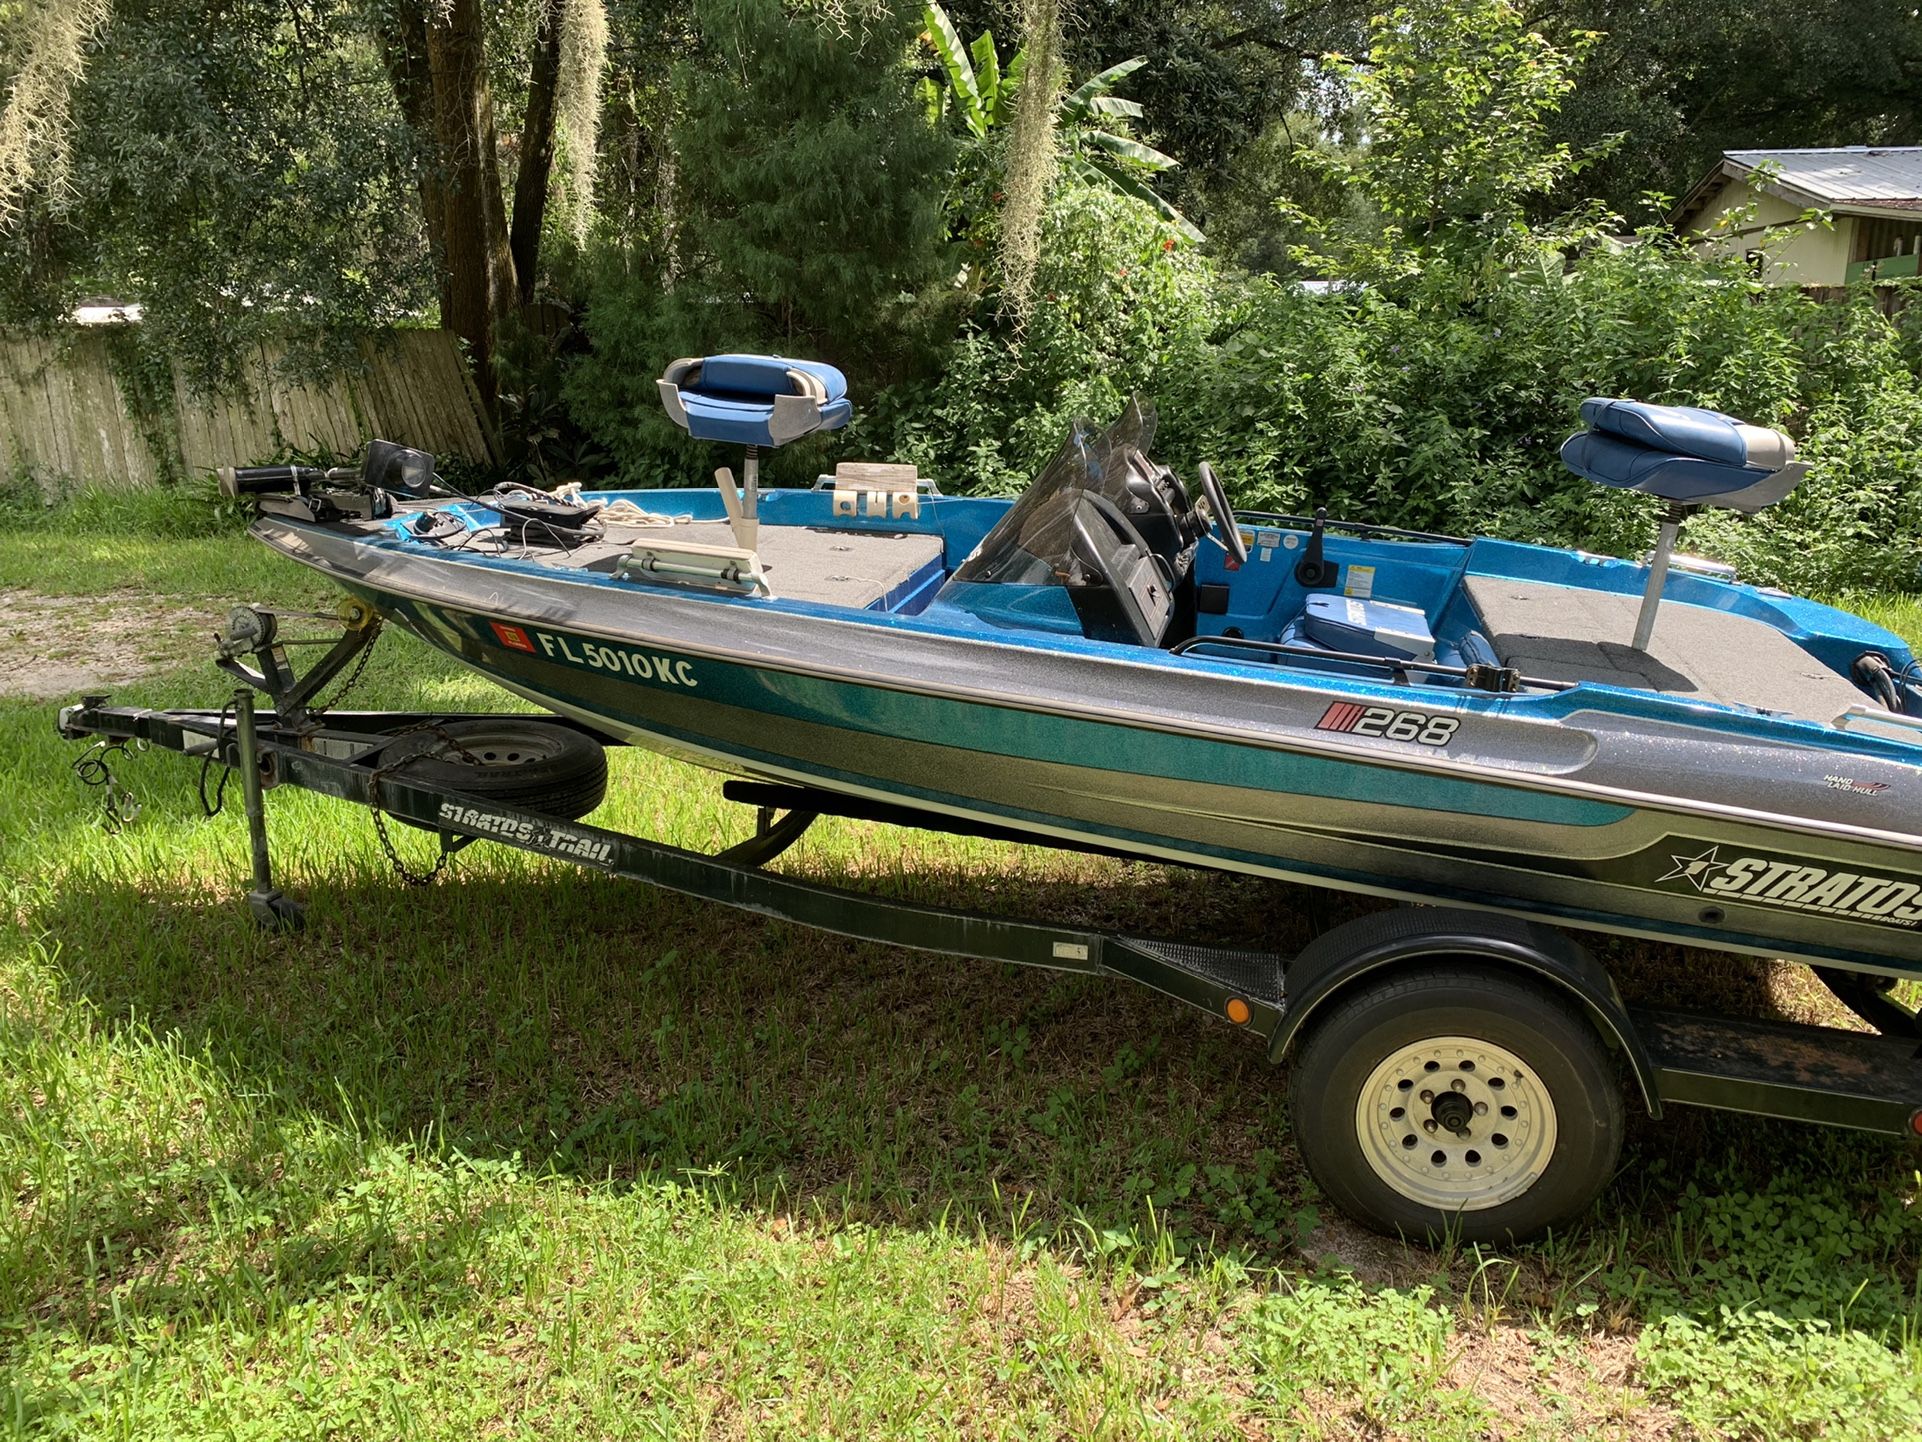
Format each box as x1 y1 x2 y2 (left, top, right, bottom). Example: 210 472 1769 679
714 445 763 552
1558 399 1805 654
1632 504 1689 652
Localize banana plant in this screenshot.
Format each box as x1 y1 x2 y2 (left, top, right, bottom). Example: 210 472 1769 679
920 0 1201 241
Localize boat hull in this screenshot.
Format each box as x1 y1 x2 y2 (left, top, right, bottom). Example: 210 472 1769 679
257 517 1922 978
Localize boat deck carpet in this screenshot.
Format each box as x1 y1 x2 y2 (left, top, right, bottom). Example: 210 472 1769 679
562 520 945 610
1463 574 1867 720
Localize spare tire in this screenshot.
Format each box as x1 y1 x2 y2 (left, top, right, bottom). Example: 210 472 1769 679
374 719 609 821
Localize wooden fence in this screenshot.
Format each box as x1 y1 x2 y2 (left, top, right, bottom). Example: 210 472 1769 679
1800 284 1915 318
0 327 496 488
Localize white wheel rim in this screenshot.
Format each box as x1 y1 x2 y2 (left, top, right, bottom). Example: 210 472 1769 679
428 730 567 768
1353 1035 1558 1212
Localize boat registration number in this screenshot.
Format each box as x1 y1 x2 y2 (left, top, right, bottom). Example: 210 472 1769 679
488 621 700 689
1316 702 1459 747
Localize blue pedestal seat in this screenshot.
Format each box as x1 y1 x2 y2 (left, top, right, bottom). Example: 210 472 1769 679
1559 398 1805 651
657 354 852 449
1560 398 1803 513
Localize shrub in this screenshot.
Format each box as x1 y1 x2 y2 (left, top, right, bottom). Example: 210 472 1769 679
563 0 956 485
854 185 1228 491
861 188 1922 593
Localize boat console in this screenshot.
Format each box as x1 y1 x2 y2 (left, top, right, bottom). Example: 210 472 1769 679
932 397 1221 646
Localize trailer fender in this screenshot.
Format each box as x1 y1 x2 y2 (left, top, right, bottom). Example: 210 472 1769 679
1269 907 1661 1116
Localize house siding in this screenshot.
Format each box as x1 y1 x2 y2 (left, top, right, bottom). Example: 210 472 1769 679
1685 181 1856 285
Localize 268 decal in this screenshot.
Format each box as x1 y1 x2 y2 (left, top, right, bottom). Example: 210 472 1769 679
1316 701 1459 747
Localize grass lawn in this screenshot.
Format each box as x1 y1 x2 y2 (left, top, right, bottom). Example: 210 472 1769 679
4 502 1922 1438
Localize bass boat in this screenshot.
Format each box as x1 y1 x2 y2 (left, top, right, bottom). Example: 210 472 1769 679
225 355 1922 980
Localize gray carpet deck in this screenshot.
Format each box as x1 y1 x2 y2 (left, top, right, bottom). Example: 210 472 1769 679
563 520 944 610
1464 575 1866 719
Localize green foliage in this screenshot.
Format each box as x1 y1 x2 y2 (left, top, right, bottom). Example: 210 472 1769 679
672 0 953 354
920 1 1199 250
99 324 184 485
555 260 708 484
1042 0 1373 224
1294 0 1611 283
1199 114 1380 278
0 0 433 394
1245 1279 1491 1437
856 184 1223 490
1640 1311 1922 1441
1338 0 1591 229
0 464 237 536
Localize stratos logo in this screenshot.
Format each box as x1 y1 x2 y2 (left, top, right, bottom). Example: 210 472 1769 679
436 802 614 864
1657 845 1922 927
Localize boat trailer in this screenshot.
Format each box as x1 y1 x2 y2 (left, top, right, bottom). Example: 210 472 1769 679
54 603 1922 1240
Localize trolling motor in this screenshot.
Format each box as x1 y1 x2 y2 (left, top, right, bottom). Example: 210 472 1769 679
218 439 438 523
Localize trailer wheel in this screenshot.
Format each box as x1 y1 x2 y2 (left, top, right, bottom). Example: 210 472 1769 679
375 720 608 821
1288 966 1622 1244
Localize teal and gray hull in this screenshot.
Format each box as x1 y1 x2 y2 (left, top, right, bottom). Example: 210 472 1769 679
258 518 1922 979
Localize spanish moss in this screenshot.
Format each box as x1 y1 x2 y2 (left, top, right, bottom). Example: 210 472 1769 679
554 0 608 244
0 0 112 224
996 0 1064 324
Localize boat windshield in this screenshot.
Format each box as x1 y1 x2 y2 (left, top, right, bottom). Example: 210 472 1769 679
944 398 1158 587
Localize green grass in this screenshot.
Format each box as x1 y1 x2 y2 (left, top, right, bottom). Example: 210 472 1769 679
1821 589 1922 652
5 512 1922 1437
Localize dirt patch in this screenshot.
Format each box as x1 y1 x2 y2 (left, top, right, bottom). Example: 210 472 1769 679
1447 1322 1681 1441
1298 1213 1439 1288
0 588 215 700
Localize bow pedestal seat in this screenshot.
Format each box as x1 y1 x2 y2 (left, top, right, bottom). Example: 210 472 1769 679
1560 399 1805 650
657 354 853 552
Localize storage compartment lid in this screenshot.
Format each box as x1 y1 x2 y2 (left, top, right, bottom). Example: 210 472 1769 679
1300 595 1436 662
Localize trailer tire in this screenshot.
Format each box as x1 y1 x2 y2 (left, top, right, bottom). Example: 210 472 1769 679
375 720 608 821
1288 965 1622 1244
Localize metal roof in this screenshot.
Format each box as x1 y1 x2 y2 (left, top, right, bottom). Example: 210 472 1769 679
1724 147 1922 207
1671 148 1922 228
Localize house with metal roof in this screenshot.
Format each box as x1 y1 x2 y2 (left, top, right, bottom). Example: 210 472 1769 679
1671 147 1922 285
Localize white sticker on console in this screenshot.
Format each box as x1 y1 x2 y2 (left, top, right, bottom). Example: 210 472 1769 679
1344 565 1376 599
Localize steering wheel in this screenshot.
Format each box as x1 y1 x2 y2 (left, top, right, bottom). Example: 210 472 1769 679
1196 463 1249 568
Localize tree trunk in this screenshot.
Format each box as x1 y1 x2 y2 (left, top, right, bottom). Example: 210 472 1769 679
374 4 453 324
511 0 566 308
425 0 516 415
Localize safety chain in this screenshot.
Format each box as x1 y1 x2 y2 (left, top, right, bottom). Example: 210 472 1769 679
307 618 385 718
365 721 486 887
73 739 143 831
368 805 451 887
198 697 240 817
